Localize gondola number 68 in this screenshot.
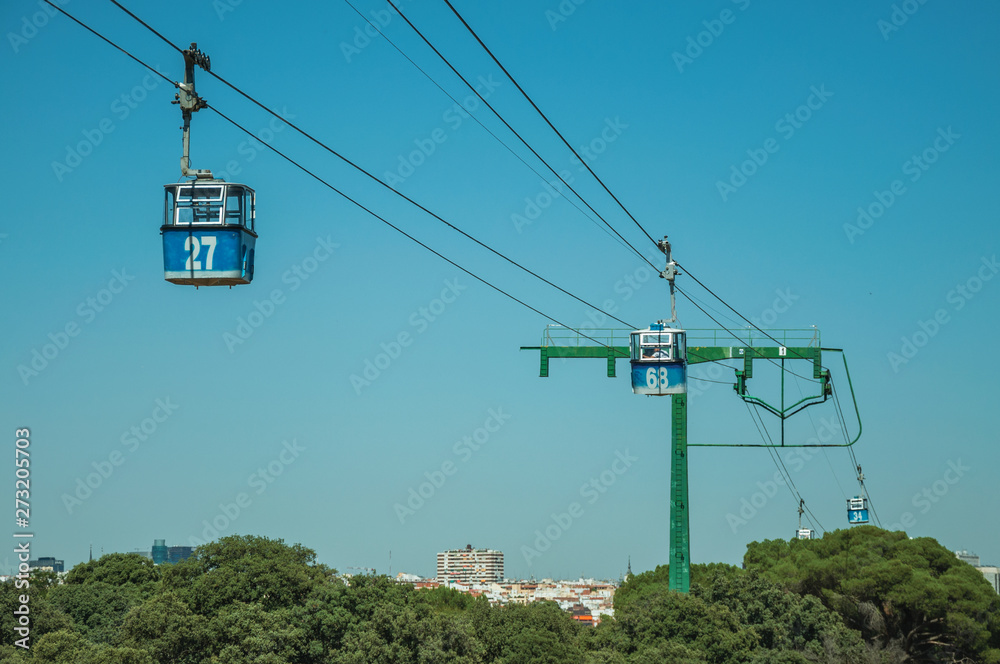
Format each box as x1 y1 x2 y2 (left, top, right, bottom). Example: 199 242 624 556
645 366 669 389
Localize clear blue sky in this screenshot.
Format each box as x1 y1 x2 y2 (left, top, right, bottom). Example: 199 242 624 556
2 1 998 580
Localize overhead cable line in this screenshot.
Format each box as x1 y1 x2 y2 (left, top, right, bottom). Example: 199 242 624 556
102 0 636 329
340 0 647 264
687 376 736 385
210 108 623 348
790 373 850 500
50 0 633 352
675 260 825 368
439 0 659 248
41 1 176 86
833 383 881 527
743 401 824 533
676 285 819 383
434 0 826 367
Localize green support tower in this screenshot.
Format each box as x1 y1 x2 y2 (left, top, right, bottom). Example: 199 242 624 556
521 240 861 593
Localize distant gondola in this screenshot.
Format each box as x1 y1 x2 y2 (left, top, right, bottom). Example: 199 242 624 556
847 496 870 524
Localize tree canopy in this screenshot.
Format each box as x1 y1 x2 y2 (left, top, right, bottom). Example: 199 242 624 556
744 526 1000 663
0 529 995 663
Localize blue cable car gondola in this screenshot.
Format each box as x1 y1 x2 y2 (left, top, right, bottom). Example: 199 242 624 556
847 496 869 524
160 43 258 288
629 323 687 395
162 181 256 286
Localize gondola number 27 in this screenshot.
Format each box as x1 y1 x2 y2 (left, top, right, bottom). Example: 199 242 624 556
184 236 217 270
645 366 670 389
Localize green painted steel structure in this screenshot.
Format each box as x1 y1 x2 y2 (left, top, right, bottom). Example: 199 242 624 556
521 328 860 594
670 393 689 592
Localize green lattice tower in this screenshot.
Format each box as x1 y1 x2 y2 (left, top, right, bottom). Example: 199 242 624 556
670 393 689 592
522 329 859 594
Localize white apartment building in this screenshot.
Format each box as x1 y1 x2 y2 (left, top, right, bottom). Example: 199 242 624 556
437 545 504 584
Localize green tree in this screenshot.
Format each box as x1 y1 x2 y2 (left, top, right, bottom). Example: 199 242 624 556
0 576 73 649
32 629 154 664
327 576 482 664
691 566 869 663
48 582 144 644
209 603 307 664
116 592 210 664
46 552 161 646
611 580 759 664
745 527 1000 663
65 553 161 588
161 535 337 615
470 599 583 663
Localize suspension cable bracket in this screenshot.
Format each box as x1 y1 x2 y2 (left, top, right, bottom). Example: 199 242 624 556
172 42 213 179
657 236 681 324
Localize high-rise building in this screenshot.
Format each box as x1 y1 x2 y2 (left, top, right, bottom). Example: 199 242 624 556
29 557 64 573
955 550 981 566
151 540 193 565
437 545 504 584
152 539 168 565
978 566 999 594
168 546 193 564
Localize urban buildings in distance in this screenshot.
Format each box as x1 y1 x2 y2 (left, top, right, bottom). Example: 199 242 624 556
955 550 999 594
437 545 503 585
28 557 64 573
151 539 193 565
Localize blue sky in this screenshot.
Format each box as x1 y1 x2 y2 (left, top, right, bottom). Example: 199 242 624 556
2 0 998 581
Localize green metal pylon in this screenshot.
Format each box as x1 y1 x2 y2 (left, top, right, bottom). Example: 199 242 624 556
521 328 861 595
670 392 689 592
